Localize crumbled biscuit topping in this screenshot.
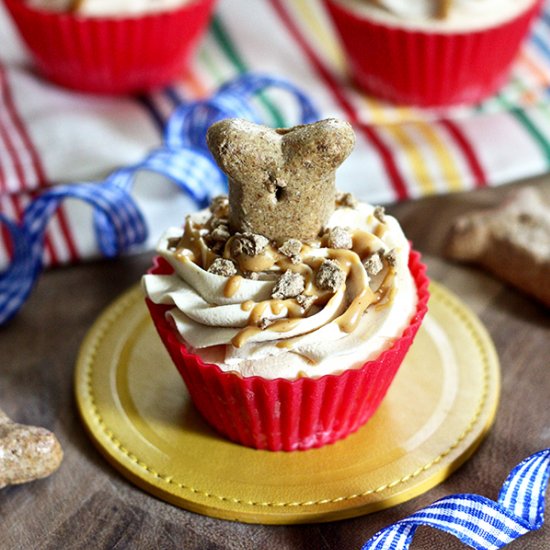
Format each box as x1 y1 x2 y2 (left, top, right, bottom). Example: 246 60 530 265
336 192 358 209
315 259 345 292
374 206 386 223
259 317 274 330
278 239 302 263
272 270 306 300
363 252 384 277
325 226 352 250
231 232 270 257
209 195 229 217
210 224 231 243
385 249 397 267
296 294 316 312
167 189 399 348
207 258 237 277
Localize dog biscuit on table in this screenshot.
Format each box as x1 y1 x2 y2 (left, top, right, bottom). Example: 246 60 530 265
0 408 63 488
445 187 550 308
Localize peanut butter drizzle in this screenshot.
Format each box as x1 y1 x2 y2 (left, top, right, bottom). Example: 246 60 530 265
374 223 387 239
373 268 397 310
276 340 294 349
175 217 202 263
435 0 452 20
336 287 376 333
268 318 301 333
350 229 380 258
241 300 254 312
231 326 261 348
224 275 243 298
176 216 218 268
249 302 270 325
324 248 385 333
177 211 399 351
237 250 278 272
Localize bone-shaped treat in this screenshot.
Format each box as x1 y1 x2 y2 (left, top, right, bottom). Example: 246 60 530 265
206 118 355 242
0 407 63 489
444 187 550 308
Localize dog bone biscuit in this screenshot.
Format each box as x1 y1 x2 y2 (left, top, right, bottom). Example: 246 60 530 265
444 187 550 307
0 408 63 488
207 118 355 242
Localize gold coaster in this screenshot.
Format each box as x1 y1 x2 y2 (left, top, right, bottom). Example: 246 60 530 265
75 282 500 524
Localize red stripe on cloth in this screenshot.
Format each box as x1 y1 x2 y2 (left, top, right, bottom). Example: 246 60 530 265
0 65 80 263
440 119 488 188
269 0 410 201
0 65 47 188
0 222 13 262
0 106 32 194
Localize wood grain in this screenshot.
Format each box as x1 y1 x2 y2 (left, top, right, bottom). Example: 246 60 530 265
1 177 549 549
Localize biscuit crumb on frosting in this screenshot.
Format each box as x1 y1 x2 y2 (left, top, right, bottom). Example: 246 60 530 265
363 252 384 276
385 249 397 267
272 270 305 299
315 259 345 292
278 239 302 263
259 317 274 330
336 191 358 209
231 232 270 257
209 195 229 217
210 223 231 243
296 294 316 312
208 258 237 277
373 206 386 223
325 226 352 250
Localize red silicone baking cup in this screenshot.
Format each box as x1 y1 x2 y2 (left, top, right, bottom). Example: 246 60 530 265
3 0 216 94
323 0 542 107
146 248 429 452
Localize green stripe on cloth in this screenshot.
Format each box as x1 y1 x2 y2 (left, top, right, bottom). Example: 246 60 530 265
510 106 550 164
480 78 550 167
210 16 287 128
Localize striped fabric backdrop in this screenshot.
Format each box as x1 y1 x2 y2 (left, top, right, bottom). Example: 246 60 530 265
2 0 550 271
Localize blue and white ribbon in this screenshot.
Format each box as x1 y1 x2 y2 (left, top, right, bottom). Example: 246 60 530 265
362 448 550 550
0 73 319 325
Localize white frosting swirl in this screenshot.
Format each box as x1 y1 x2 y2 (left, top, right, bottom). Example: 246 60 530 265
143 201 417 380
335 0 537 31
26 0 191 16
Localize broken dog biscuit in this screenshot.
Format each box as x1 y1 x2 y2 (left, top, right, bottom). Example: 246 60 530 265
444 187 550 308
0 408 63 488
207 118 355 242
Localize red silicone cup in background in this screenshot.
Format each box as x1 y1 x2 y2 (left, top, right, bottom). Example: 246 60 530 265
323 0 543 107
146 248 430 452
3 0 216 94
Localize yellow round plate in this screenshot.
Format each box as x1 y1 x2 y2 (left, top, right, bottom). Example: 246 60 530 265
75 282 499 524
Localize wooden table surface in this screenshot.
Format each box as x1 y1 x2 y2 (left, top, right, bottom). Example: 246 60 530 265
1 178 549 550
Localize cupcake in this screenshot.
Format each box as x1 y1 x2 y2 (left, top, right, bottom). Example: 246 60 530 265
323 0 543 107
143 118 429 451
4 0 216 94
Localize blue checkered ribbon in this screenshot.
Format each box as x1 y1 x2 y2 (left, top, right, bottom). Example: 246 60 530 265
362 448 550 549
0 73 319 325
